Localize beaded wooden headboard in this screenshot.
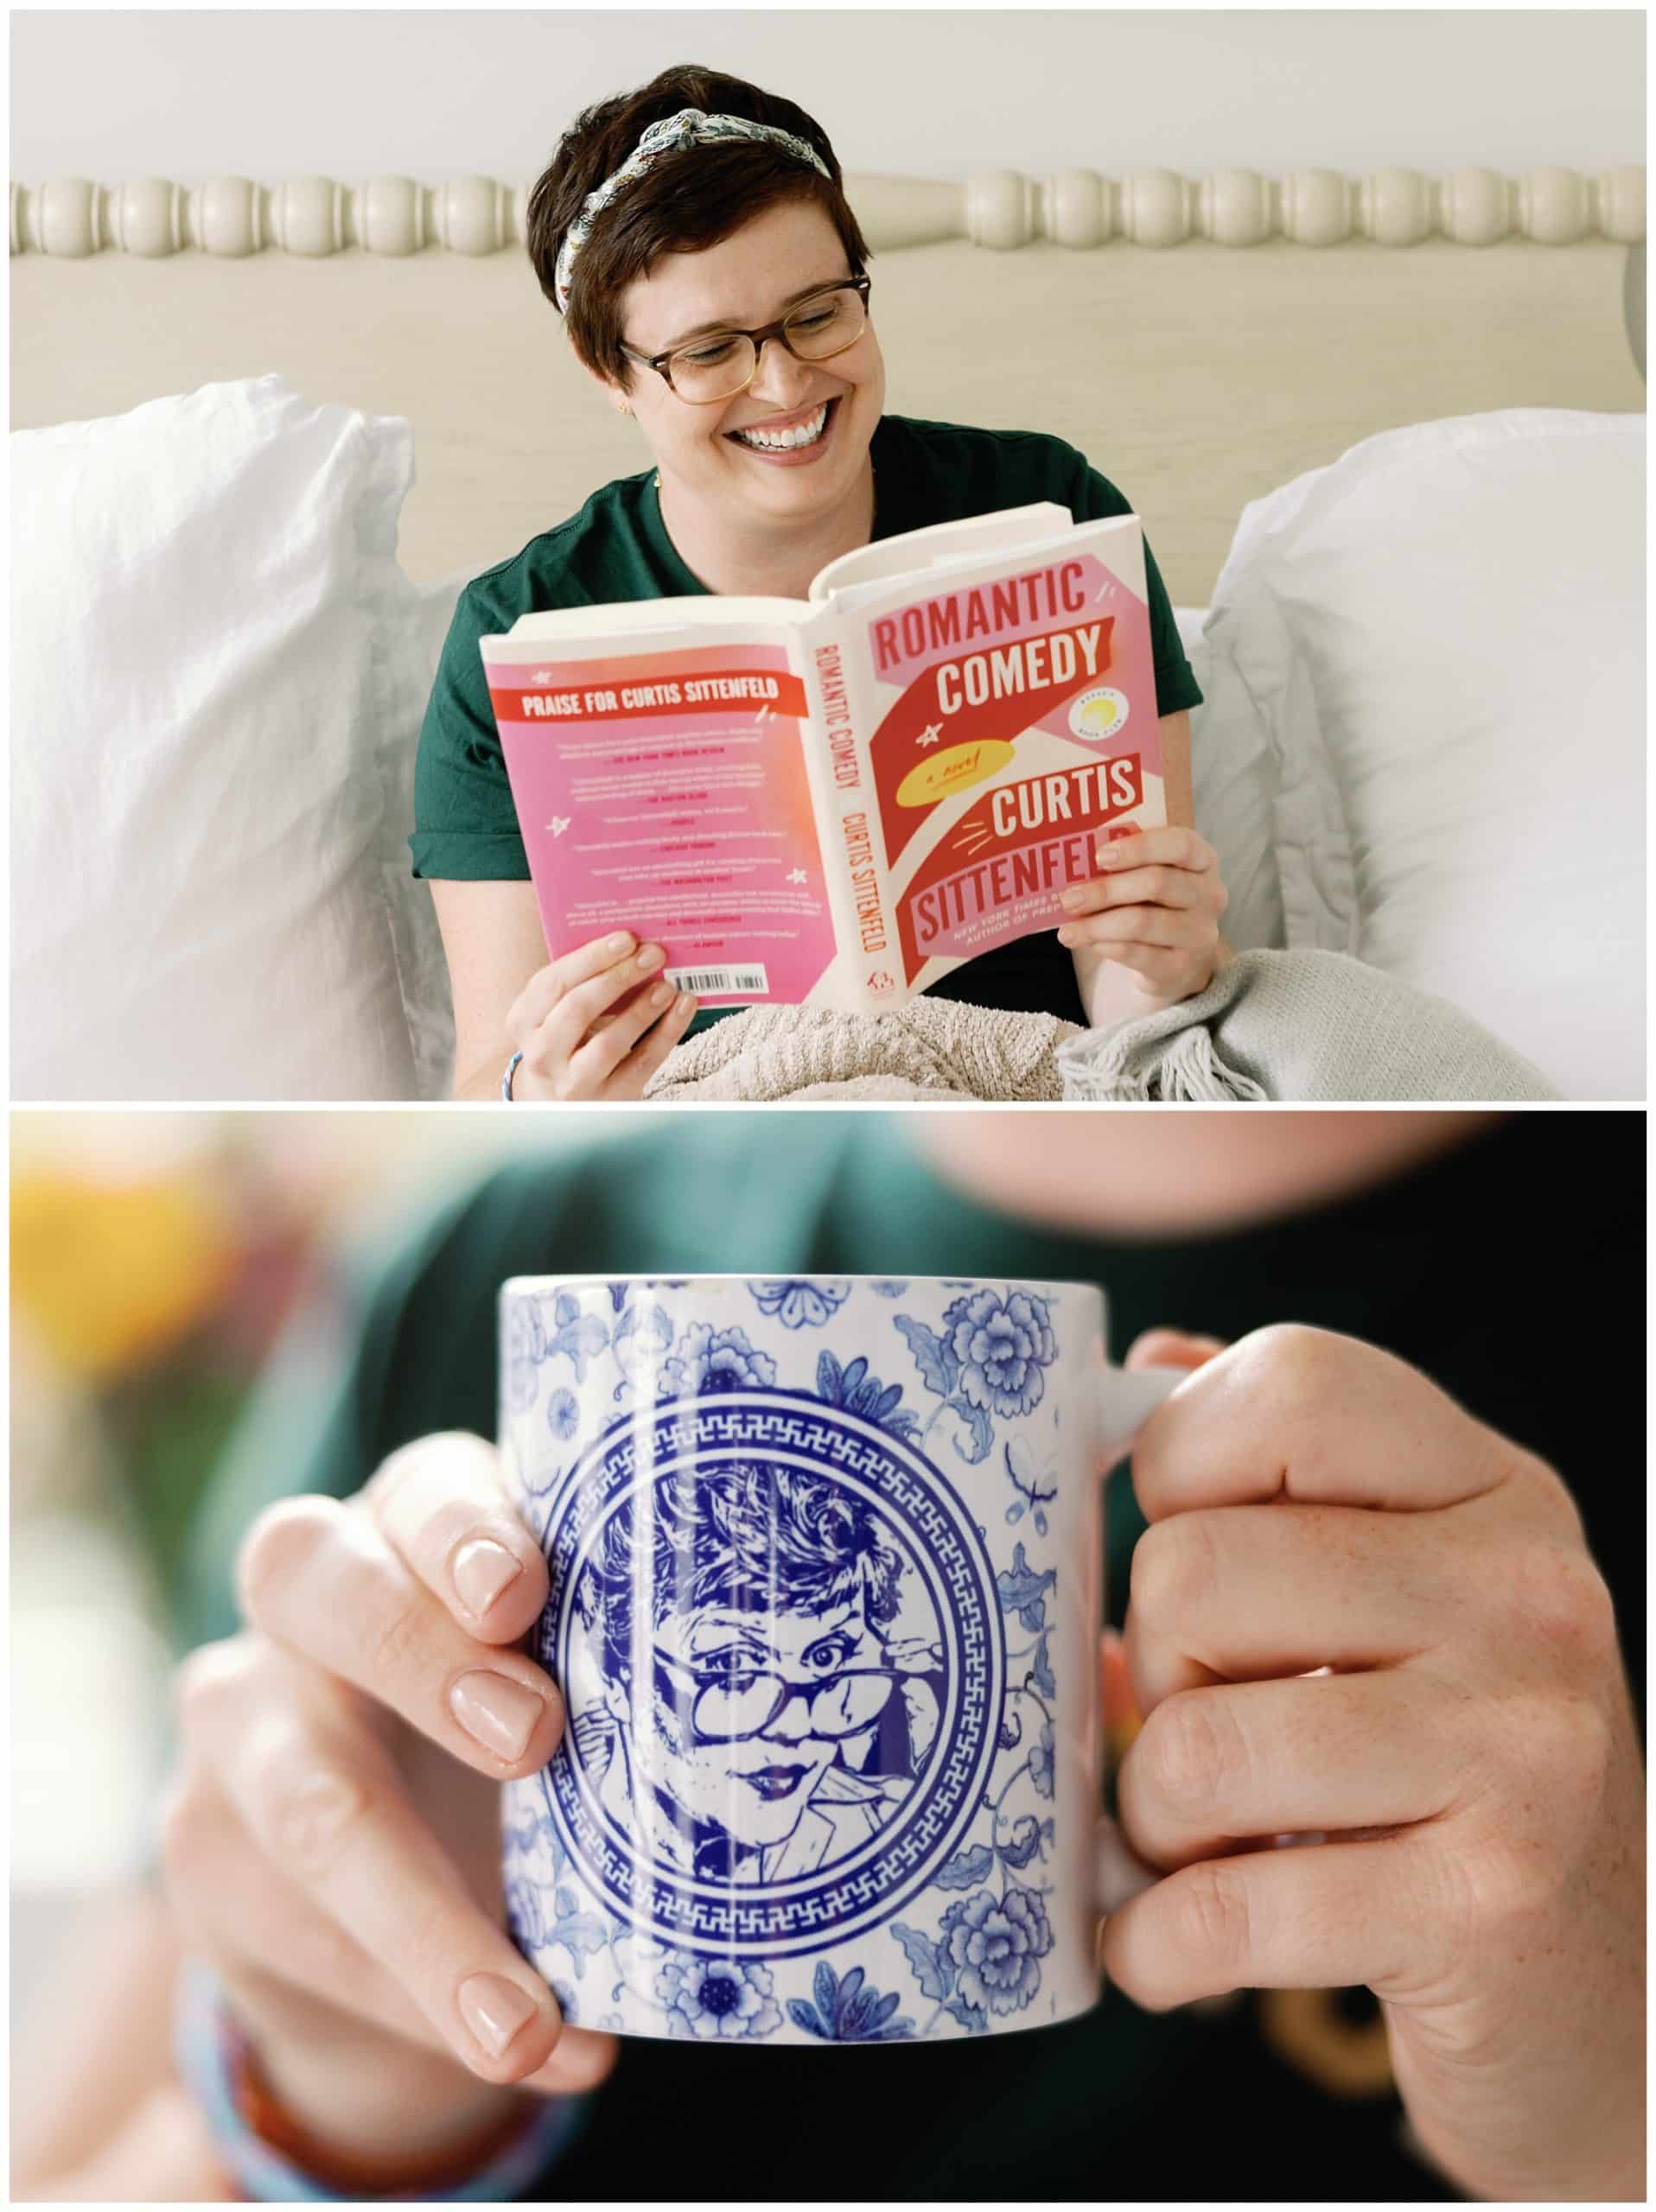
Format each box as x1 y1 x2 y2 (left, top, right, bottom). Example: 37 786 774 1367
10 162 1645 602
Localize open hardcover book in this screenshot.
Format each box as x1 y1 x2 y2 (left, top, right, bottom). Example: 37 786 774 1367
480 504 1166 1009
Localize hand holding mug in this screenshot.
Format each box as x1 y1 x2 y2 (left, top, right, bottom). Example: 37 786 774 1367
159 1438 618 2166
1106 1324 1644 2203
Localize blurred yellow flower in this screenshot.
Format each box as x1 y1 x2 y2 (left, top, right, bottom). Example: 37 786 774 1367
10 1170 237 1382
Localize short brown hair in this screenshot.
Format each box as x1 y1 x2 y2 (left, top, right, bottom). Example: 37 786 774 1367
525 64 871 395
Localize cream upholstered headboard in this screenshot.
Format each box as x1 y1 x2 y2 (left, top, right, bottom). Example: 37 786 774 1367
10 162 1645 604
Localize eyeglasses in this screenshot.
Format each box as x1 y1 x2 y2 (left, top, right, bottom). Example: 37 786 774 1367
653 1645 895 1743
620 276 872 405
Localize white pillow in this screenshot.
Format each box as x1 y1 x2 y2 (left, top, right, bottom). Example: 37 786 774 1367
11 374 449 1100
1199 411 1645 1099
1175 604 1285 952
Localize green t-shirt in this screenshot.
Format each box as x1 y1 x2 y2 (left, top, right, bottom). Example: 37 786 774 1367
412 416 1204 1028
178 1115 1641 2202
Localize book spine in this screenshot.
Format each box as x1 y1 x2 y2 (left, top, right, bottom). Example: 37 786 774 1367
793 612 901 1012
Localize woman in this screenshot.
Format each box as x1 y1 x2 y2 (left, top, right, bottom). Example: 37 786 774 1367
415 65 1226 1100
574 1460 922 1885
13 1111 1641 2199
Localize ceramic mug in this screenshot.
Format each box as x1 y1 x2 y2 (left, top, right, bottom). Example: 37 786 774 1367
498 1274 1179 2047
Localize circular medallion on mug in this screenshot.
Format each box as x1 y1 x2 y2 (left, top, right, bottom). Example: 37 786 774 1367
537 1392 1005 1959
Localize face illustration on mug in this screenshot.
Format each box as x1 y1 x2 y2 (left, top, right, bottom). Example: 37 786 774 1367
570 1463 944 1883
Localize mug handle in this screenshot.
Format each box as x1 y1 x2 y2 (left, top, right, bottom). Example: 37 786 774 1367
1092 1361 1187 1916
1097 1360 1185 1470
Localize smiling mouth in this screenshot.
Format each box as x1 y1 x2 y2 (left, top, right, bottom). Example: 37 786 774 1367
725 397 838 453
737 1764 813 1800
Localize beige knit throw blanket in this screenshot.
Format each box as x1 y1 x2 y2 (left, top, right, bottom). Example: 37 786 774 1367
646 999 1077 1101
646 950 1555 1103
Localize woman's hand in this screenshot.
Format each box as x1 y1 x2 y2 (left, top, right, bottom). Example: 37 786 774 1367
160 1435 618 2168
1058 827 1228 1018
505 932 697 1100
1105 1325 1644 2202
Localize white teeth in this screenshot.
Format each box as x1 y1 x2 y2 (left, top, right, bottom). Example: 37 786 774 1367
733 403 831 451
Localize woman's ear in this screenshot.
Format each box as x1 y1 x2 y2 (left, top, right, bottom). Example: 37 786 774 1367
580 359 634 418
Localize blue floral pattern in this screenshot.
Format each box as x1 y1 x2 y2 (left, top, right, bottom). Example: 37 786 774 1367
655 1955 783 2041
546 1387 580 1440
787 1961 914 2043
939 1884 1053 2018
749 1278 850 1329
813 1350 920 1439
946 1289 1057 1419
662 1322 777 1395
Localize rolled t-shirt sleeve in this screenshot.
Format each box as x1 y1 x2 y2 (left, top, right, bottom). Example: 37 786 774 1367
1067 460 1204 718
410 584 532 881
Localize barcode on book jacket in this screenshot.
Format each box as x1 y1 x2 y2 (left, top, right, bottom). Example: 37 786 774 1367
666 964 770 995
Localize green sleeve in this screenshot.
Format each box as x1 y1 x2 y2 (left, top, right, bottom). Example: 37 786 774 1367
1069 461 1204 718
173 1180 506 1651
410 584 532 881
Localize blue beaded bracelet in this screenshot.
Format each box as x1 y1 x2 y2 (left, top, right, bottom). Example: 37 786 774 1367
501 1050 525 1102
174 1961 589 2202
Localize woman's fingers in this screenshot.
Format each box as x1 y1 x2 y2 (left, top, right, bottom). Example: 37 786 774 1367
1061 861 1221 918
1101 1831 1450 2012
162 1763 618 2098
1124 1501 1450 1713
1117 1669 1463 1872
507 933 640 1036
568 977 694 1092
172 1643 565 2086
361 1433 547 1644
1056 906 1211 950
1129 1324 1522 1519
236 1495 562 1781
532 946 668 1068
1094 825 1218 874
623 987 698 1084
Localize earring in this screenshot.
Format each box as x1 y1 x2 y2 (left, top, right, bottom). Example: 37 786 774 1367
618 402 633 417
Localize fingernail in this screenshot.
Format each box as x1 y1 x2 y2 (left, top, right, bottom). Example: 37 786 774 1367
449 1671 545 1763
1060 887 1087 912
606 931 634 954
1099 843 1130 868
650 981 674 1007
636 944 664 971
458 1973 538 2059
1055 928 1076 948
452 1538 523 1620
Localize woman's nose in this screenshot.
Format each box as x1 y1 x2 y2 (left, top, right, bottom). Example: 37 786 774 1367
746 336 817 406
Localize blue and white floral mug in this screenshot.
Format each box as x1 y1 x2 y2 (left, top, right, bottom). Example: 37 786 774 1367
498 1274 1178 2047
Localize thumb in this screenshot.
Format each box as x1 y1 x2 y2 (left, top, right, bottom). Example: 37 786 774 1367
24 2085 232 2202
1124 1327 1227 1375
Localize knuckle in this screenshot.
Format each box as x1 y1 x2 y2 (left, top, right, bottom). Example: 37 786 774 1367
1238 1321 1347 1414
1168 1859 1252 1979
1213 880 1230 916
1142 1692 1241 1815
1502 1687 1617 1814
156 1774 212 1890
1499 1538 1620 1663
172 1637 256 1732
365 1587 437 1693
235 1497 342 1629
256 1748 369 1878
1129 1516 1219 1630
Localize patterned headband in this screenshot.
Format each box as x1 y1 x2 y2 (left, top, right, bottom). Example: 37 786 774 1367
553 106 834 314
